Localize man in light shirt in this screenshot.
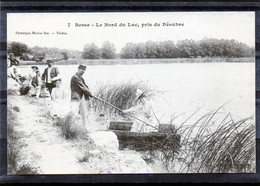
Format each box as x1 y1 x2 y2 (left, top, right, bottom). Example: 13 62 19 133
42 59 59 94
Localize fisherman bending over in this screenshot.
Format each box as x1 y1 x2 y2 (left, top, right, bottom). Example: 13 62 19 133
123 89 157 132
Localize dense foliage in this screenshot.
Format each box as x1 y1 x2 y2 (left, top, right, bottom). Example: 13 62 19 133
82 43 102 59
120 39 254 59
7 42 28 57
8 38 254 62
101 41 116 59
8 42 81 62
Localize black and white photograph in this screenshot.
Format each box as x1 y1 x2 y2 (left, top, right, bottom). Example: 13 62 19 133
6 12 255 174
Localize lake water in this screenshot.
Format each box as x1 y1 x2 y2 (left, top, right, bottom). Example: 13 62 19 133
18 63 255 126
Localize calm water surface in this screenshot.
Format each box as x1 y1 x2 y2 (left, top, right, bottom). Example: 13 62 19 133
18 63 255 125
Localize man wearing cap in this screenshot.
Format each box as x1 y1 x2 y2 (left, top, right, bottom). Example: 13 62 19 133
42 59 59 94
70 64 92 126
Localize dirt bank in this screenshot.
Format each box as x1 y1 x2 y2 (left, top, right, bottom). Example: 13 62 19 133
7 94 160 174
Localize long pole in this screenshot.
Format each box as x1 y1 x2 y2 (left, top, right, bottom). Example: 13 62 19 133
92 95 159 131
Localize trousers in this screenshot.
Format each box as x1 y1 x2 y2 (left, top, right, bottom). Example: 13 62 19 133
71 97 88 125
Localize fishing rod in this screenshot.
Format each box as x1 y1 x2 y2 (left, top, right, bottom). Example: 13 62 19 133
92 95 160 131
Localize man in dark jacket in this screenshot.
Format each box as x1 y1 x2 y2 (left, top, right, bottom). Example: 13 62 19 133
42 59 59 94
70 64 92 126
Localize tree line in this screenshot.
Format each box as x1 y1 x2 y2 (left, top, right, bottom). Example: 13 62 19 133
7 38 254 62
120 39 254 59
7 42 81 62
82 39 254 59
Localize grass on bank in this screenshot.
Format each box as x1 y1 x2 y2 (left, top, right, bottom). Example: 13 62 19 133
7 104 38 174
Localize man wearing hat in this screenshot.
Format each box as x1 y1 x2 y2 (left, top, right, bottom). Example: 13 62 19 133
42 59 59 94
123 89 156 132
70 64 92 126
28 66 38 83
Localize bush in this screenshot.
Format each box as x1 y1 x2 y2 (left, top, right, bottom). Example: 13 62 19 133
54 112 87 140
16 165 38 174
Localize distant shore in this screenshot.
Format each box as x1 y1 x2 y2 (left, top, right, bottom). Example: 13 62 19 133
19 57 255 66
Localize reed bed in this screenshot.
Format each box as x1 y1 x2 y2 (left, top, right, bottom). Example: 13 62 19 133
89 81 152 115
84 81 255 173
174 108 255 173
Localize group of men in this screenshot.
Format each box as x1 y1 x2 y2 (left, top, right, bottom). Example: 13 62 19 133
8 54 93 125
42 60 92 100
42 60 93 125
8 54 154 131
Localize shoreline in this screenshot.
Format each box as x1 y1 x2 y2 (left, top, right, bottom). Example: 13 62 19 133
18 57 255 66
7 94 161 174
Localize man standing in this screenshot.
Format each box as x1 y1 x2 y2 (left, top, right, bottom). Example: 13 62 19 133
42 59 59 94
70 64 92 126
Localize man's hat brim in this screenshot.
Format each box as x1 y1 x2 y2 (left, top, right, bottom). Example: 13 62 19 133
31 66 38 70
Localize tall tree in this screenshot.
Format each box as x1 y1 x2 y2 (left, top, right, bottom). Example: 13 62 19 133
120 43 136 59
101 41 116 59
8 42 28 56
82 43 101 59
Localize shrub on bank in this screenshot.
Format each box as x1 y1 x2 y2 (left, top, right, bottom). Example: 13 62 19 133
54 112 88 140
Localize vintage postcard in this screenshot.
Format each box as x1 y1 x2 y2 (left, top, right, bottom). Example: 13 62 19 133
6 12 255 174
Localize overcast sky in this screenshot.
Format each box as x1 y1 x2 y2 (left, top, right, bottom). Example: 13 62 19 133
7 12 255 52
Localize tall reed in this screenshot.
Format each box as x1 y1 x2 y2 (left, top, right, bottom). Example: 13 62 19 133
174 108 255 173
89 81 152 115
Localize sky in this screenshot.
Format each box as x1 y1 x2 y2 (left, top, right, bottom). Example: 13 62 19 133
7 12 255 52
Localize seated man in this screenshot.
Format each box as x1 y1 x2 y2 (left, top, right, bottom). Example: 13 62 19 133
7 66 21 84
19 76 31 95
123 89 157 132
